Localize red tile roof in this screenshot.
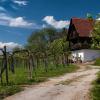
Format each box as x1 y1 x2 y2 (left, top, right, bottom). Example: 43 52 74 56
71 18 94 37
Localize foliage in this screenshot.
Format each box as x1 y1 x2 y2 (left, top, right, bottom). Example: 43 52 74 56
0 85 22 100
26 28 68 53
91 57 100 100
13 47 22 52
91 21 100 49
26 28 56 52
87 13 93 21
26 28 70 68
94 58 100 66
91 72 100 100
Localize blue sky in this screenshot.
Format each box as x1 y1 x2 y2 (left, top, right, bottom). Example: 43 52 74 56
0 0 100 49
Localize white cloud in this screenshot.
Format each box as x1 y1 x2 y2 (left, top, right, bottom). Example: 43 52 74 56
0 13 34 28
0 6 6 12
43 16 70 29
42 24 47 28
11 5 19 10
13 0 27 6
96 18 100 20
0 42 22 50
9 17 33 27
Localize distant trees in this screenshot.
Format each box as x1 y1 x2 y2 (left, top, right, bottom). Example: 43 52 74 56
25 28 71 70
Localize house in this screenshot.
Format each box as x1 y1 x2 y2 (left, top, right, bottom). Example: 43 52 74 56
68 18 100 62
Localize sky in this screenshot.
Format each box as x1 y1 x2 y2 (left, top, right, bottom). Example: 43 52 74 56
0 0 100 49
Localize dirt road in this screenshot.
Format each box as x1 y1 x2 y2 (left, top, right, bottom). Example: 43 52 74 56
4 65 99 100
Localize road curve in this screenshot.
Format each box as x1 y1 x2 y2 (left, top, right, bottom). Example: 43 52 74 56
4 65 99 100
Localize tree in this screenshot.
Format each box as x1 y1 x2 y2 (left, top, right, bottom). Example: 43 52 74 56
12 46 22 52
49 37 70 67
26 27 70 70
87 13 93 21
26 28 57 71
91 20 100 48
49 38 63 67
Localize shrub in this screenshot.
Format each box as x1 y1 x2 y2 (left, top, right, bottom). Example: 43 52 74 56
94 58 100 66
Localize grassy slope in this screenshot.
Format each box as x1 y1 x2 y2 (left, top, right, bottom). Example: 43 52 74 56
91 58 100 100
91 72 100 100
0 64 78 99
0 85 22 100
94 58 100 66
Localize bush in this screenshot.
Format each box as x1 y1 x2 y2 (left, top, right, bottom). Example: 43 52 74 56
91 72 100 100
0 85 22 100
94 58 100 66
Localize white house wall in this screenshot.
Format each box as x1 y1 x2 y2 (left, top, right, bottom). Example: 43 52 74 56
71 49 100 62
84 49 100 62
72 50 84 61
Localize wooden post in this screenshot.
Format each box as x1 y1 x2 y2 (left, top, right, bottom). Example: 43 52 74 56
28 51 33 80
0 59 3 84
4 46 9 84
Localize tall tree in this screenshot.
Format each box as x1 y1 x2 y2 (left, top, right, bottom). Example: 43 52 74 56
91 20 100 48
26 28 57 70
87 13 93 21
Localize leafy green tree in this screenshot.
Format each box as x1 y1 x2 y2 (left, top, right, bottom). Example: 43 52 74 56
26 27 70 71
87 13 93 21
26 28 57 71
49 37 70 67
91 20 100 48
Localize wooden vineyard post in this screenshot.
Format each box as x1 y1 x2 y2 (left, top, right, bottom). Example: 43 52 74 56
12 50 34 80
4 46 9 84
0 59 3 84
28 53 33 80
44 52 48 72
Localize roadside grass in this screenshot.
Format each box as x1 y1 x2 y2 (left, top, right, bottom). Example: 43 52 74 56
0 64 78 99
94 58 100 66
91 72 100 100
91 58 100 100
0 85 22 100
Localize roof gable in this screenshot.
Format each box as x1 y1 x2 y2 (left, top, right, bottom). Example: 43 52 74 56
69 18 94 37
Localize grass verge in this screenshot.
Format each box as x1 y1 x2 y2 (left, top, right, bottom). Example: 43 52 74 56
0 85 22 100
94 58 100 66
91 72 100 100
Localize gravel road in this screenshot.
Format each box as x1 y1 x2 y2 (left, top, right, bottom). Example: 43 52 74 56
4 64 99 100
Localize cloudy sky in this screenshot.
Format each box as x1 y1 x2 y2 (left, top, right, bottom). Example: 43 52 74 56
0 0 100 49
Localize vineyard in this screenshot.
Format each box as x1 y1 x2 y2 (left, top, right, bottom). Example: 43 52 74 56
0 46 77 85
0 28 79 99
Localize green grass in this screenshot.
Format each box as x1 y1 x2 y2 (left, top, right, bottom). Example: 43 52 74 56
1 64 78 85
34 64 78 78
91 58 100 100
94 58 100 66
0 85 22 100
0 64 78 99
91 72 100 100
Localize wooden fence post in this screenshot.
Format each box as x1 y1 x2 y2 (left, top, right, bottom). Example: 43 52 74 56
4 46 9 84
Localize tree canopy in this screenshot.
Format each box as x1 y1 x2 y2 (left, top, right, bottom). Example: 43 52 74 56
91 20 100 48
